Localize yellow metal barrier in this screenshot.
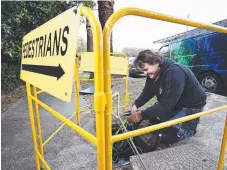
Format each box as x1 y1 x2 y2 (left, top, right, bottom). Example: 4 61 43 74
79 6 106 170
42 112 76 147
29 94 97 146
79 52 129 75
22 5 227 170
32 86 44 168
26 83 40 170
23 5 106 170
74 57 81 125
35 149 51 170
103 7 227 170
75 51 130 124
36 90 44 95
111 52 129 112
218 115 227 170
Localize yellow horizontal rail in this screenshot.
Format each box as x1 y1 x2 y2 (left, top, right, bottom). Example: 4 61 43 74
112 105 227 143
103 8 227 169
80 109 95 112
80 77 127 81
29 95 97 146
105 8 227 34
35 150 51 170
79 78 94 81
111 52 128 58
37 90 44 95
43 112 76 147
80 106 125 112
79 106 126 113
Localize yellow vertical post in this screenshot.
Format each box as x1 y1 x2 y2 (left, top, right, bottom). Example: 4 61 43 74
74 57 81 125
103 19 113 170
26 83 40 170
103 8 227 169
32 86 44 168
124 61 129 112
80 6 106 170
217 115 227 170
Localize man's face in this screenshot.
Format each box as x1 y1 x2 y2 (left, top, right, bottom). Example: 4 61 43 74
140 63 161 79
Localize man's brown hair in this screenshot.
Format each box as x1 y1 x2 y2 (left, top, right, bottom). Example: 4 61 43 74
135 50 163 69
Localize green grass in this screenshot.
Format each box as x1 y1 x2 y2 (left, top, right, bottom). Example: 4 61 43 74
129 94 157 107
79 73 90 79
147 96 157 106
206 92 212 97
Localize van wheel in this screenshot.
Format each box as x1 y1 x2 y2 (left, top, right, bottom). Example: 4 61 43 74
199 72 223 94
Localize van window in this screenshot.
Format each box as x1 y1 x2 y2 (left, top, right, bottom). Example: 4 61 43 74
170 39 197 66
159 45 169 57
171 39 197 57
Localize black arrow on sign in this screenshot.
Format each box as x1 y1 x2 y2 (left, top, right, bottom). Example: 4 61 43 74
22 64 65 80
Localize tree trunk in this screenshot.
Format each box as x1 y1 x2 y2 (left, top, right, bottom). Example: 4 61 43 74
98 0 114 52
86 18 95 79
86 18 93 52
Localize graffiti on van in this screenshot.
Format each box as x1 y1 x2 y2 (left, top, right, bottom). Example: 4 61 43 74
158 32 227 93
171 33 227 75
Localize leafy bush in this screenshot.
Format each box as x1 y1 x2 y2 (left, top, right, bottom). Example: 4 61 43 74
1 63 22 93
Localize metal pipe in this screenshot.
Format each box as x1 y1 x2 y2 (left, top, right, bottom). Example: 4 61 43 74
80 109 95 112
125 60 129 112
35 149 51 170
26 83 40 170
111 52 128 58
80 6 106 170
37 90 44 95
32 86 45 168
29 95 97 146
43 112 76 146
79 78 95 81
74 57 81 124
217 115 227 170
103 9 227 169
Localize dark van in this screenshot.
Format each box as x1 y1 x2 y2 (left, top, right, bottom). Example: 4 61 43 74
156 21 227 94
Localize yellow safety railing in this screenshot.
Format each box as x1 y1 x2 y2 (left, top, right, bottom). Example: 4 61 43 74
74 51 130 125
23 5 227 170
103 7 227 170
25 5 106 170
111 52 129 112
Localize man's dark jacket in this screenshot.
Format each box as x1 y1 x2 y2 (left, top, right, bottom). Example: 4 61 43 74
134 57 207 122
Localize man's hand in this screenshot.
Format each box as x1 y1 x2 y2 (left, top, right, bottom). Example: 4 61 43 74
131 104 138 114
128 111 142 123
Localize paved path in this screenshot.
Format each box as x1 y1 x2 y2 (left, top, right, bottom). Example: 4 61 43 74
130 94 227 170
1 88 97 170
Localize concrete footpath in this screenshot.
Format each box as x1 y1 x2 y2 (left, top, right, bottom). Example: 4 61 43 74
1 89 97 170
2 91 227 170
130 94 227 170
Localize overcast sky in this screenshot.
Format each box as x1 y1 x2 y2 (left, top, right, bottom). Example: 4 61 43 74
79 0 227 51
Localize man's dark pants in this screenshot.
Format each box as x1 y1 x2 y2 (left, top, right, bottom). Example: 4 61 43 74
160 108 203 144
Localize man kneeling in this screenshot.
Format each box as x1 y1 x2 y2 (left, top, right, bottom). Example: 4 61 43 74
129 49 206 144
112 50 206 166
